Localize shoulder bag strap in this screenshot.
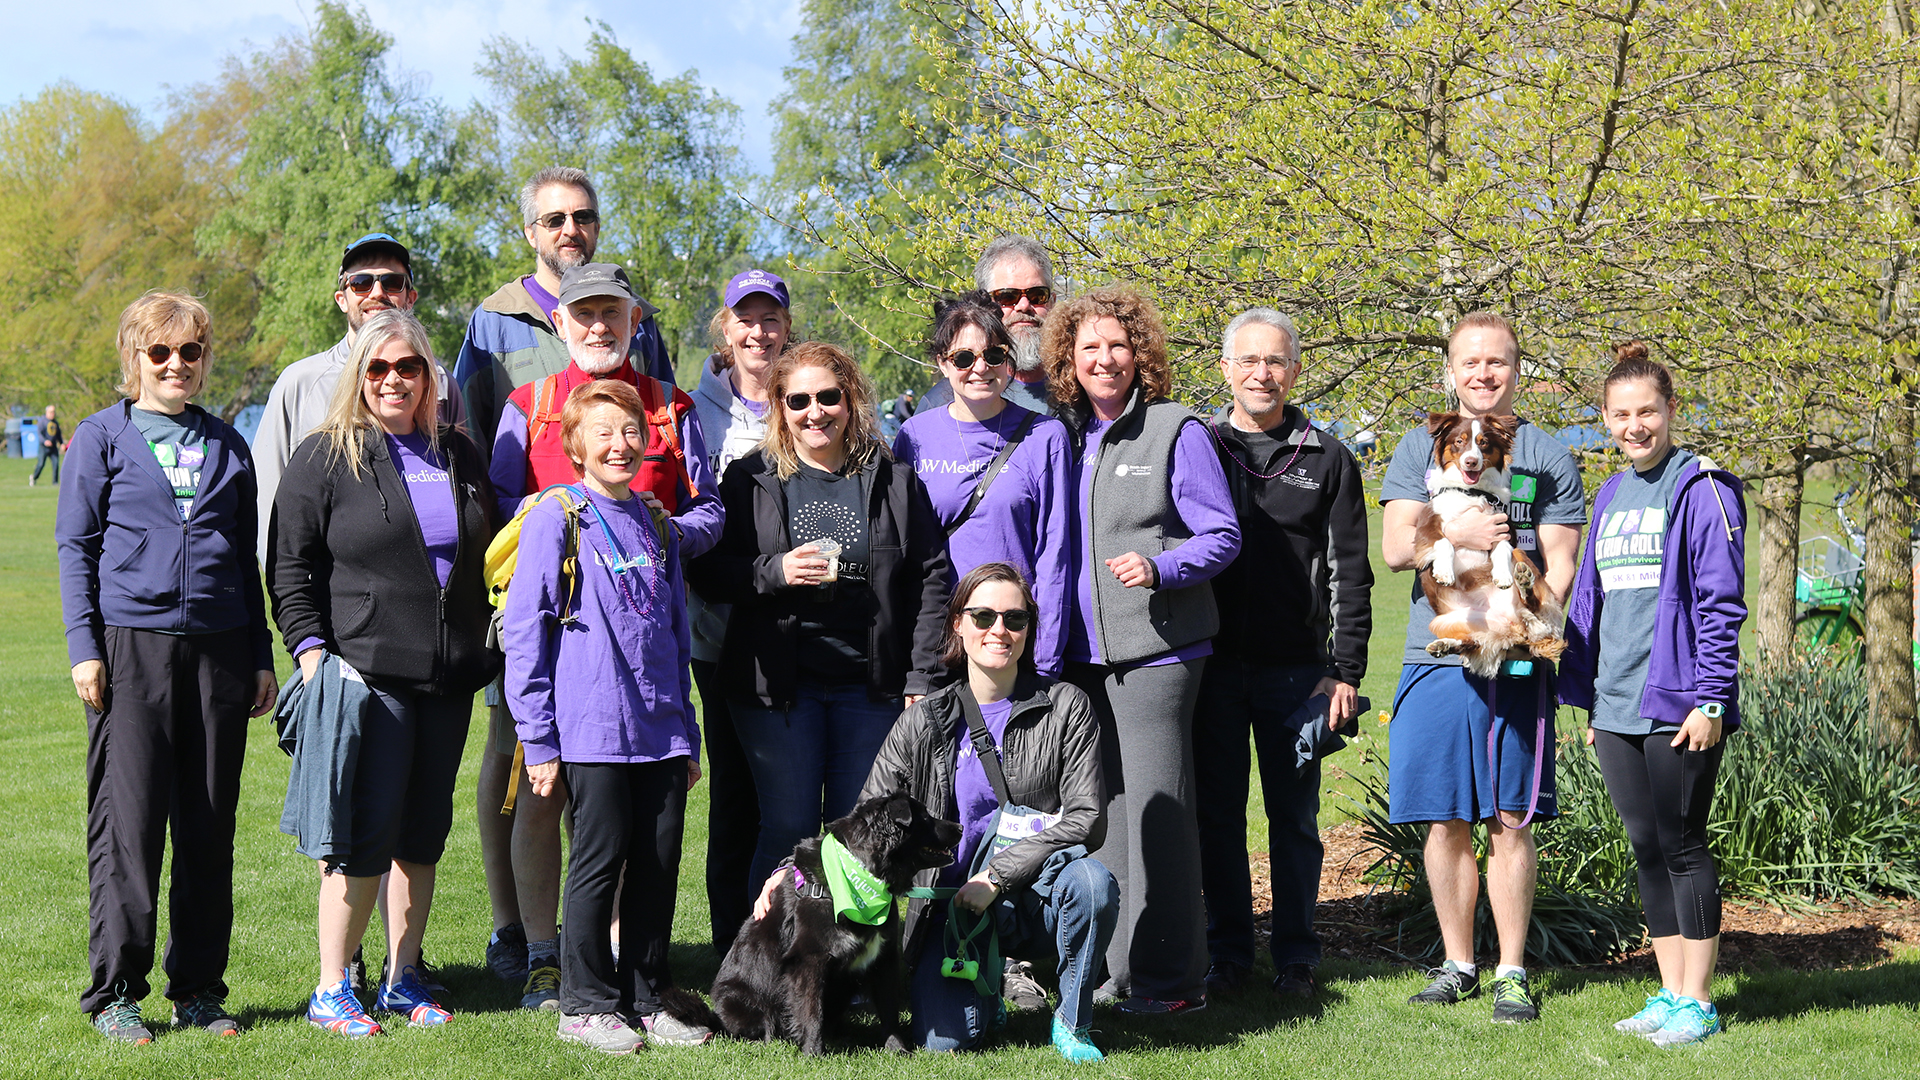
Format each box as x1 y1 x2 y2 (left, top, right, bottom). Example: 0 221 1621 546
945 412 1037 538
955 684 1013 807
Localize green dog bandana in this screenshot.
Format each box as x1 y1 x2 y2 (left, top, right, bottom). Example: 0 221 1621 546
820 833 893 925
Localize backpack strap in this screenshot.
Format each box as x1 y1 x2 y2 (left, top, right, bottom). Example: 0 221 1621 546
636 375 696 500
526 373 565 453
955 684 1013 807
946 412 1036 537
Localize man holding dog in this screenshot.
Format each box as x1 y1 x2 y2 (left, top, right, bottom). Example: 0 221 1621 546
1378 311 1585 1022
1193 308 1373 1000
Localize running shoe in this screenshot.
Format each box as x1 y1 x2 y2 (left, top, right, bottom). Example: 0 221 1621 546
1091 980 1126 1008
1409 962 1479 1005
487 923 529 983
1204 959 1250 995
347 944 369 997
93 999 154 1045
558 1012 643 1055
378 966 452 1027
521 964 562 1011
1051 1015 1104 1063
638 1010 713 1046
1489 973 1540 1023
378 951 448 997
1615 987 1677 1036
1114 994 1206 1016
1003 959 1052 1012
172 991 240 1035
308 975 382 1038
1646 997 1721 1047
1273 962 1318 999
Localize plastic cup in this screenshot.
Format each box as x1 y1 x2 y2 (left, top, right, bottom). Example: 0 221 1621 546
812 537 842 582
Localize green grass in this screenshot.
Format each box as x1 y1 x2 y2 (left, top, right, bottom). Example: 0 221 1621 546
3 457 1917 1078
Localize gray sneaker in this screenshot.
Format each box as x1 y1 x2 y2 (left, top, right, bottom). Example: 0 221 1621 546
558 1012 643 1054
638 1010 714 1047
521 965 562 1011
93 999 154 1045
1002 960 1051 1012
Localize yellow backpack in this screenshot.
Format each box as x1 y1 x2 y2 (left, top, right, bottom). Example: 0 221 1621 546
484 484 588 619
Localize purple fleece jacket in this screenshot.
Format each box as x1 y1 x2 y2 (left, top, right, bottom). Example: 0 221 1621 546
502 487 699 766
1559 457 1747 729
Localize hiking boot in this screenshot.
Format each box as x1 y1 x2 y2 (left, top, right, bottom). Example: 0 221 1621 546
93 999 154 1045
1490 973 1540 1023
558 1012 642 1055
172 991 239 1035
308 975 382 1038
1272 962 1317 999
1646 997 1721 1047
1409 963 1479 1005
1114 994 1206 1016
378 966 452 1027
1051 1015 1104 1063
521 964 562 1011
1204 959 1250 995
487 923 529 983
638 1010 713 1046
1615 987 1677 1035
1003 959 1051 1012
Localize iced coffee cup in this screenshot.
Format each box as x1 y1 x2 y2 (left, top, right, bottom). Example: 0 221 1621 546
812 537 842 582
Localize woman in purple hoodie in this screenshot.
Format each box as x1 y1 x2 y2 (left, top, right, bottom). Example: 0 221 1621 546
1559 342 1747 1048
502 379 710 1055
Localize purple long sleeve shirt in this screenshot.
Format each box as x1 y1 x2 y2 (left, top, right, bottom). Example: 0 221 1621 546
502 487 699 766
891 404 1073 677
1067 417 1241 666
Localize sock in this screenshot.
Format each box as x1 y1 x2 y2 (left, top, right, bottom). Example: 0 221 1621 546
528 937 560 969
1445 960 1478 977
1682 996 1714 1012
1495 965 1526 981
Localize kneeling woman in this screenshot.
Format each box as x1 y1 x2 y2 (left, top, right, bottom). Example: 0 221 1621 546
862 563 1118 1062
502 380 711 1054
1560 343 1746 1047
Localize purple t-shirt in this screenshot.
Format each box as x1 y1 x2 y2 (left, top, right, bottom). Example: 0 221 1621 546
944 695 1015 887
388 431 459 589
522 275 559 324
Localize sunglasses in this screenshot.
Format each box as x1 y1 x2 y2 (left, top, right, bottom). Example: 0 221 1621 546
946 347 1011 370
988 286 1053 308
364 357 427 380
341 272 411 296
783 388 845 411
533 208 600 230
963 606 1033 632
142 342 205 364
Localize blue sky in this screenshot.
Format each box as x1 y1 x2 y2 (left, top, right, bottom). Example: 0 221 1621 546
0 1 800 172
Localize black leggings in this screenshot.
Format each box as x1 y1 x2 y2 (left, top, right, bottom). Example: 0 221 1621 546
1591 729 1724 940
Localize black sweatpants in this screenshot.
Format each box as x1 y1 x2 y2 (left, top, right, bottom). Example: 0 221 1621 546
693 657 758 955
559 758 688 1016
1592 728 1725 940
81 625 252 1014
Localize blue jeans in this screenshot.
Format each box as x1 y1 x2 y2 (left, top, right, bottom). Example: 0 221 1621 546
911 857 1117 1051
731 680 902 892
1193 658 1325 971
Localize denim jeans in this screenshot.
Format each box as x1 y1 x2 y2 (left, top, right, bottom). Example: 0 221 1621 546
910 856 1118 1050
1193 658 1326 971
730 680 903 892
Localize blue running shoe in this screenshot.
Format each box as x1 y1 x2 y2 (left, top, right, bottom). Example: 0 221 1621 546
1646 997 1721 1047
378 965 452 1027
1051 1015 1104 1063
309 974 382 1038
1615 987 1677 1036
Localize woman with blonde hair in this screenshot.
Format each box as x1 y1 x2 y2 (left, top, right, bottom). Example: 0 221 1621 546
689 341 951 896
57 291 278 1043
270 309 498 1037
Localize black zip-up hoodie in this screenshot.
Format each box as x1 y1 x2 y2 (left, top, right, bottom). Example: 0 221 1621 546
269 425 500 696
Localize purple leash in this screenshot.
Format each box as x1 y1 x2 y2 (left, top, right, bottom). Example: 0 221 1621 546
1484 669 1549 829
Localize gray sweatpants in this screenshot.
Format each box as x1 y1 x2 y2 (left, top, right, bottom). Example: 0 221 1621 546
1066 658 1209 1002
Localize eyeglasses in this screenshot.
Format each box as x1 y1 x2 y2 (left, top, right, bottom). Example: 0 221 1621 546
341 272 411 296
989 286 1053 308
364 357 427 380
783 388 845 411
963 607 1033 632
142 342 205 364
533 208 600 231
946 347 1011 370
1227 354 1298 373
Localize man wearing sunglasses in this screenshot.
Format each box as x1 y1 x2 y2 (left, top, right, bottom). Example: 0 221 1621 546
250 232 469 561
920 235 1057 414
453 166 676 465
1192 308 1374 1003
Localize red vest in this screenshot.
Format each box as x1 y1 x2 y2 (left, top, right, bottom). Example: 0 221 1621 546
506 363 695 512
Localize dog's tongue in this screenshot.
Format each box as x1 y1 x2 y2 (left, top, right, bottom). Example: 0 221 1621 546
1462 468 1481 485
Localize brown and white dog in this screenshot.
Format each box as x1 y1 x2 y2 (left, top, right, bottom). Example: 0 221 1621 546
1412 411 1566 677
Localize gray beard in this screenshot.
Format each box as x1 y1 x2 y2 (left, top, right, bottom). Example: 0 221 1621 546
1010 327 1043 373
569 341 628 375
539 246 589 281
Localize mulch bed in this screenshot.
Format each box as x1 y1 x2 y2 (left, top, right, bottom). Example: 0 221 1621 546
1246 822 1920 971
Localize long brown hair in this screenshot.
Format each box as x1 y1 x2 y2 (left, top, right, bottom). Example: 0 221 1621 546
758 342 885 480
939 562 1040 676
1041 284 1170 409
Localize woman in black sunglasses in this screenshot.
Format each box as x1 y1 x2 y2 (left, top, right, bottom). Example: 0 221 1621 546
892 293 1073 682
269 309 498 1036
689 341 952 899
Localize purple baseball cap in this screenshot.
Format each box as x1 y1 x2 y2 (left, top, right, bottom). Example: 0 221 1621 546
724 268 790 309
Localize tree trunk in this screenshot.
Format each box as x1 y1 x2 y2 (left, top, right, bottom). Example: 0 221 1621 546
1751 456 1804 662
1864 392 1917 749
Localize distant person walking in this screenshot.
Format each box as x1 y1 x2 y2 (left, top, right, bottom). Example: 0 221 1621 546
57 291 279 1044
1559 343 1746 1047
31 404 62 485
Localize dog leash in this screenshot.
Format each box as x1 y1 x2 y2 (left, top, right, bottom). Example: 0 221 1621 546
1482 665 1550 829
901 886 1001 999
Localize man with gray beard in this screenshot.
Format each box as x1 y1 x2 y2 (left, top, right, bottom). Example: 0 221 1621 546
921 234 1056 413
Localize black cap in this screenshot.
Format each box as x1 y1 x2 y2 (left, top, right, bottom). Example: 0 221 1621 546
557 263 638 307
341 232 411 274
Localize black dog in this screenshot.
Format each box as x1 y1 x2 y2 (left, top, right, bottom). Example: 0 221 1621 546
705 790 961 1055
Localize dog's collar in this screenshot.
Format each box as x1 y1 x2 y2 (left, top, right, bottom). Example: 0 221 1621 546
788 864 830 901
1430 484 1502 505
819 833 893 926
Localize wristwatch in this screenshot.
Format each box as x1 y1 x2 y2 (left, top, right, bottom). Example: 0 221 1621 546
1698 702 1724 721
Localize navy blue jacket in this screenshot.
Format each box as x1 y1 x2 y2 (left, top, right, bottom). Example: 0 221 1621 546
57 400 274 670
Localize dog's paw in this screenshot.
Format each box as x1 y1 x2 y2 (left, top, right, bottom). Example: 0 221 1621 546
1425 638 1463 657
1528 634 1567 661
1432 562 1457 587
1512 557 1537 591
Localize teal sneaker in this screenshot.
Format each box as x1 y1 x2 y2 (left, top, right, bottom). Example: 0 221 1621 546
1615 987 1677 1036
1647 997 1721 1047
1051 1015 1104 1063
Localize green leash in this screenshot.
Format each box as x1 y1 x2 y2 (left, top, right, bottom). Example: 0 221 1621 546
902 887 1001 999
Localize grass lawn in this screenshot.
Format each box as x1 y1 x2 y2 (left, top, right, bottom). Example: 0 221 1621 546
3 456 1916 1079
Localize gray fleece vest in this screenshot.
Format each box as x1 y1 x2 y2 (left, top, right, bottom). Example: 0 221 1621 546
1085 395 1220 664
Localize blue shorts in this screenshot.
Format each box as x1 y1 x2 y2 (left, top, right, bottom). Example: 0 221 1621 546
1387 664 1558 825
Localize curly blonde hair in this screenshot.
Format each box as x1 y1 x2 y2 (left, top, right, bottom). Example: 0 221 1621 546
759 342 885 479
1041 284 1170 409
114 291 211 399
